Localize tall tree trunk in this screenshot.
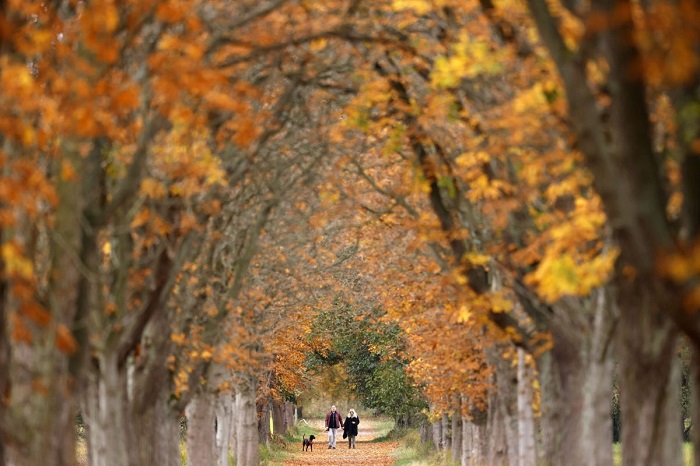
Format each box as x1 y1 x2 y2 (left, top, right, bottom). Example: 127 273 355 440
130 394 180 466
185 392 217 466
4 150 84 466
517 348 537 466
216 393 234 466
284 402 294 433
0 227 8 466
690 348 700 466
486 383 508 465
272 399 285 437
535 289 616 466
258 401 271 444
431 416 442 452
471 412 488 465
451 406 462 465
536 350 561 466
441 413 450 452
461 418 472 466
235 379 259 466
580 290 615 466
488 347 518 465
619 286 681 466
83 353 132 466
128 306 181 466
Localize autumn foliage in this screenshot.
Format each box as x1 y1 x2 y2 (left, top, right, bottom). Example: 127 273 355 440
1 0 700 465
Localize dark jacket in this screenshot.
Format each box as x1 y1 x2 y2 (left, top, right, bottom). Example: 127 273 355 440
325 411 343 429
344 416 359 437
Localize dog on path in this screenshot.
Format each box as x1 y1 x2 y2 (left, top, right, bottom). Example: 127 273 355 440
302 434 316 452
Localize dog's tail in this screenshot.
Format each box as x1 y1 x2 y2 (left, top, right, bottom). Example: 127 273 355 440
303 434 306 441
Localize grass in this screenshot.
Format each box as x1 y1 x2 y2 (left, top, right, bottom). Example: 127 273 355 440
612 443 693 466
389 428 459 466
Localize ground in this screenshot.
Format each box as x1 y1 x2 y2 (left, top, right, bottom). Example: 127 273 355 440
278 418 400 466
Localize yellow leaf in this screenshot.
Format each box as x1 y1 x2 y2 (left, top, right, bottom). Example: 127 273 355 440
2 242 34 280
310 39 327 51
140 178 167 199
393 0 433 15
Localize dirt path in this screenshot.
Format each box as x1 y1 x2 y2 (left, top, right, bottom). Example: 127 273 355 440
279 418 400 466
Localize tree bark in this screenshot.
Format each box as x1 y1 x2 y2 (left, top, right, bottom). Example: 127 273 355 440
487 347 518 465
690 348 700 466
272 399 285 437
185 392 217 466
258 401 271 445
235 380 259 466
580 291 615 466
536 350 561 466
441 413 450 452
517 348 537 466
128 304 181 466
83 353 131 466
619 285 681 466
451 407 462 465
431 416 442 452
461 418 472 466
4 148 84 466
0 227 8 466
486 382 508 465
216 393 234 466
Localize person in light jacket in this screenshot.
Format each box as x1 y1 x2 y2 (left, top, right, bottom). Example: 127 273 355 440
343 408 360 449
325 405 344 449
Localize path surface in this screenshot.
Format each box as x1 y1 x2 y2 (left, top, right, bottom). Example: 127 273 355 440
279 418 400 466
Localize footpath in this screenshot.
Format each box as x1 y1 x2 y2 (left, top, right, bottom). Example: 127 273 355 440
279 418 400 466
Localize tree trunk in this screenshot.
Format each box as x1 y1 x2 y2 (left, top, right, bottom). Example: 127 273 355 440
186 392 217 466
272 399 285 437
517 348 537 466
0 227 8 466
129 386 180 466
486 383 508 465
470 414 488 465
441 413 450 452
536 350 561 466
535 289 616 466
83 353 132 466
580 291 615 466
619 285 681 466
258 401 271 444
431 417 442 452
461 418 472 466
285 402 294 432
451 407 462 465
488 347 518 465
216 393 234 466
235 380 259 466
690 347 700 466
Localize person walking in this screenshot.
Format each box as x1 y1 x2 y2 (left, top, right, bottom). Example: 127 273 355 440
325 405 344 449
343 409 360 449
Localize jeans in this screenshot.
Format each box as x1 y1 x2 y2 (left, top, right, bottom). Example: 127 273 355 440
328 428 338 447
348 435 356 448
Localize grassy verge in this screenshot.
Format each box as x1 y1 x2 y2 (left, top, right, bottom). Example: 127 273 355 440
388 428 459 466
613 443 693 466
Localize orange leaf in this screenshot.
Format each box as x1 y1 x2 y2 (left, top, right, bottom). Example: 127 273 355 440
20 301 51 327
61 160 78 181
55 324 77 354
11 313 32 344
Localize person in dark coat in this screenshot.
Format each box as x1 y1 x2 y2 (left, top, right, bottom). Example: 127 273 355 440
343 409 360 449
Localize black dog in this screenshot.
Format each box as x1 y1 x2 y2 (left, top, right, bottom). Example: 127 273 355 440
302 434 316 452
